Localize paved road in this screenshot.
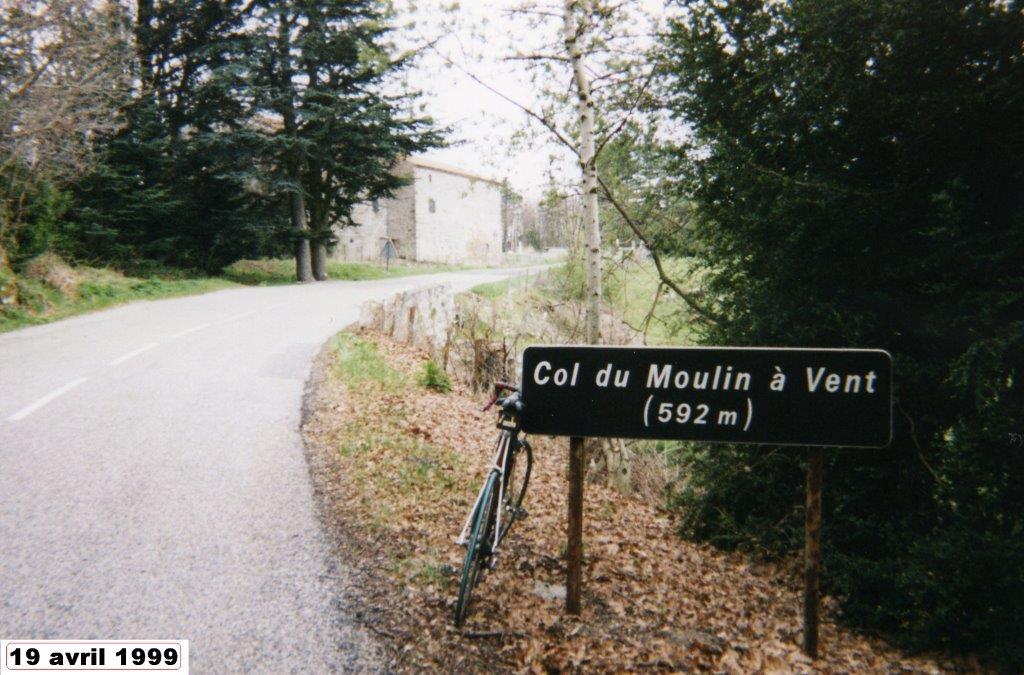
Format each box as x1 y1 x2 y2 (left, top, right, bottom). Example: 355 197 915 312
0 269 525 671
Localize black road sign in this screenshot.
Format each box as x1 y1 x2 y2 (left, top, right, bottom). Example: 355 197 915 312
520 346 892 447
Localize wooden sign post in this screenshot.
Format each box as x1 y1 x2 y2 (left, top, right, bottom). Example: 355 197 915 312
803 447 824 658
566 437 585 615
519 345 892 658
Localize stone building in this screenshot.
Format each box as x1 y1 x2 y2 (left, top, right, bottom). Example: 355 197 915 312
332 157 504 265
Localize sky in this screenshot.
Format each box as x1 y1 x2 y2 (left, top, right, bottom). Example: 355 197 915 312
396 1 571 199
396 1 669 199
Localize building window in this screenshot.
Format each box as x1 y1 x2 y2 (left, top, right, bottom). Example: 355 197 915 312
428 198 436 213
371 199 379 213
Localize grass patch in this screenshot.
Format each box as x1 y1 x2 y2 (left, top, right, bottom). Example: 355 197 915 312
222 258 465 286
332 332 407 391
1 253 468 334
470 278 515 298
1 263 236 334
547 254 702 344
390 553 453 589
397 449 460 492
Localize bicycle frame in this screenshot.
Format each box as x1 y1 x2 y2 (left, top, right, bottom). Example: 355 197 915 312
452 382 532 627
455 428 515 557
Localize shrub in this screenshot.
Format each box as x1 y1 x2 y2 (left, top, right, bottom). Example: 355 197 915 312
663 0 1024 666
23 253 79 297
221 259 294 285
0 166 70 267
418 360 452 393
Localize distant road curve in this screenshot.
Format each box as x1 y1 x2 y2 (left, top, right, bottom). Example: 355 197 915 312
0 268 531 671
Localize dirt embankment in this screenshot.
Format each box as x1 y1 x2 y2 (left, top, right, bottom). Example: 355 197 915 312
301 329 947 673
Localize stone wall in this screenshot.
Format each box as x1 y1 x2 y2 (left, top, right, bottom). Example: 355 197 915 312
358 283 456 358
332 200 388 261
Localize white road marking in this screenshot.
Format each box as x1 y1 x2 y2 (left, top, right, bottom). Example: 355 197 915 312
7 377 88 421
223 310 255 322
108 342 159 366
169 323 210 340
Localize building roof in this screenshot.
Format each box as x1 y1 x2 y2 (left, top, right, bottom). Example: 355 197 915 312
407 156 503 186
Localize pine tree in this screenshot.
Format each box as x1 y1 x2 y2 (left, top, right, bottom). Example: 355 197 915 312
241 0 443 281
67 0 281 271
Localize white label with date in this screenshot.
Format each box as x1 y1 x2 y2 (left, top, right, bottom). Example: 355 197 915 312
1 641 187 673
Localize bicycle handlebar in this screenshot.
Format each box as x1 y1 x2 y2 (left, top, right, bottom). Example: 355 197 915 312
482 381 519 412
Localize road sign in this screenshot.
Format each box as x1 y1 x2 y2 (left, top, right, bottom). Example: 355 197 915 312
380 238 397 272
520 345 892 448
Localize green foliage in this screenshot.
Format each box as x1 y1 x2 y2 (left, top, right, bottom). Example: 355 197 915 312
0 259 15 304
60 0 442 277
333 332 406 391
231 0 445 269
65 94 287 272
221 258 460 285
470 279 513 299
0 165 72 267
663 0 1024 665
549 253 587 302
603 258 700 345
546 251 699 344
522 229 543 252
0 262 235 333
418 360 452 393
596 122 693 255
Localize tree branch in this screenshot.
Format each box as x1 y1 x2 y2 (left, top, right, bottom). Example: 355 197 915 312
593 67 656 160
505 53 570 63
423 40 580 158
597 175 720 324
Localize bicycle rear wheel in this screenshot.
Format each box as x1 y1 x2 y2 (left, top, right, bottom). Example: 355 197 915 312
454 471 499 627
498 438 533 542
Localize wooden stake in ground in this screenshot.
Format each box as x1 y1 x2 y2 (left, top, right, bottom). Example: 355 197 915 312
803 447 824 658
567 436 585 614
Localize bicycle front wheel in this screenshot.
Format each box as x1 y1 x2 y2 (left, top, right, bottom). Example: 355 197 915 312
499 438 533 542
454 471 499 627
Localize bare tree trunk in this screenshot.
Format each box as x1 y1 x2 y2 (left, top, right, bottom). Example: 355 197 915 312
563 0 602 345
309 202 329 281
291 189 313 283
276 10 312 284
311 240 328 281
565 1 633 492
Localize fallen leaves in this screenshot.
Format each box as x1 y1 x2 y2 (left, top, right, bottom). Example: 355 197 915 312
302 329 949 673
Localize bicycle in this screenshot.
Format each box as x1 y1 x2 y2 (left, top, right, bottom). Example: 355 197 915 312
452 381 534 627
